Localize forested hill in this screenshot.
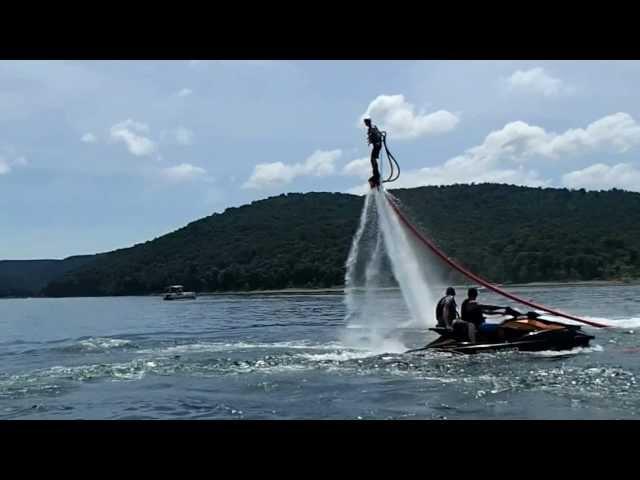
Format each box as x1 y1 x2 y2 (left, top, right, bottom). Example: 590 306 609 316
8 184 640 297
42 192 362 296
0 256 95 297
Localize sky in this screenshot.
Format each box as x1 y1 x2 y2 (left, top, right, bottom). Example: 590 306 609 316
2 60 640 260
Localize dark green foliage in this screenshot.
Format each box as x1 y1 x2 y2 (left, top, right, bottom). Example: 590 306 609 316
0 256 94 297
4 185 640 298
391 184 640 284
42 192 361 296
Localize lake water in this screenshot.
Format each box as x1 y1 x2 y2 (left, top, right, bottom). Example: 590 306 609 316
1 285 639 419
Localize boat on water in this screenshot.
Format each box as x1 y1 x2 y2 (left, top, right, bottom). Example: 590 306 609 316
163 285 196 301
408 310 594 355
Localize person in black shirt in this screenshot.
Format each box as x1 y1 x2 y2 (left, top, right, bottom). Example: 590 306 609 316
459 287 505 342
363 118 382 188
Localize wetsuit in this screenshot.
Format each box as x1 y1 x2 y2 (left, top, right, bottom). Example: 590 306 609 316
435 295 458 328
367 124 383 184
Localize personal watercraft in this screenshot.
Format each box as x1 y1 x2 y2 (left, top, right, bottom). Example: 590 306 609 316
408 309 594 354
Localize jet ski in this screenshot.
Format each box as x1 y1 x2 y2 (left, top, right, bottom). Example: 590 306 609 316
408 309 595 354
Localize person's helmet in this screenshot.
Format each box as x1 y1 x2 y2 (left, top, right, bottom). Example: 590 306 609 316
446 287 456 296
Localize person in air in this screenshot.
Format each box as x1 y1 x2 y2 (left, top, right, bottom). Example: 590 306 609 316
435 287 459 329
363 117 382 188
459 287 505 343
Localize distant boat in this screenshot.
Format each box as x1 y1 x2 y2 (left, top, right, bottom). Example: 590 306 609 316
163 285 196 301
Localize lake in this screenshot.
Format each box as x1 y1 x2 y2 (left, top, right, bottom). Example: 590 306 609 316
1 284 639 419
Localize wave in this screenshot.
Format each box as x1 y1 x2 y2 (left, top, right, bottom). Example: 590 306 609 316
60 337 135 353
138 340 351 356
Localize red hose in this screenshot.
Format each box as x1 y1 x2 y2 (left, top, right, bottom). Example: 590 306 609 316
384 192 608 329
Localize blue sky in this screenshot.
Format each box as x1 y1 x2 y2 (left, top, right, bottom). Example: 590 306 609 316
2 60 640 260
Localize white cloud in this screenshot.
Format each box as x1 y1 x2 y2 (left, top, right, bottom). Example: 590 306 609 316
342 157 371 179
347 164 548 196
396 164 547 190
177 88 192 97
360 94 459 139
345 113 640 194
174 127 194 146
161 163 207 182
347 112 640 194
0 159 10 175
81 132 97 143
109 119 156 156
0 155 28 175
443 113 640 172
507 67 570 97
243 149 342 189
562 163 640 192
541 113 640 156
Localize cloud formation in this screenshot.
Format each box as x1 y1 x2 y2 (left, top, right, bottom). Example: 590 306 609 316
161 163 207 182
243 149 342 189
507 67 571 97
462 113 640 164
562 163 640 192
0 155 28 175
110 119 156 156
81 132 97 143
342 157 371 179
346 112 640 194
360 94 459 139
0 159 9 175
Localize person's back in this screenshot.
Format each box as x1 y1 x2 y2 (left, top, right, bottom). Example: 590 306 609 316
461 297 485 327
435 287 458 328
367 123 382 146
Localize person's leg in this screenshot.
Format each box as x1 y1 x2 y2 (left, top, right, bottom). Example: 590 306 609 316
370 144 381 180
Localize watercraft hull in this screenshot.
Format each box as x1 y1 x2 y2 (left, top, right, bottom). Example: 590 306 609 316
163 293 196 301
410 317 595 354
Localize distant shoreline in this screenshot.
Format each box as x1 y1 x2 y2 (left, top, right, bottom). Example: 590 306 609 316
2 279 638 299
198 279 638 296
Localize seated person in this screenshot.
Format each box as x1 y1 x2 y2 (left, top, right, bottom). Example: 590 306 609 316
435 287 459 329
459 287 505 342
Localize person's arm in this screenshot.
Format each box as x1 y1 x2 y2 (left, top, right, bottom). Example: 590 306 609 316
480 304 512 316
479 303 503 311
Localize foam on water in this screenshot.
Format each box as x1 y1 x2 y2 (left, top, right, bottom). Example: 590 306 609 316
138 340 350 356
584 317 640 329
298 351 374 362
76 338 133 351
525 344 605 357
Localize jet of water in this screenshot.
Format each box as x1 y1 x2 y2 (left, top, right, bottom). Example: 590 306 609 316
342 188 445 354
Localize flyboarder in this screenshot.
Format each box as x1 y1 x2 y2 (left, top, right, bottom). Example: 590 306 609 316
364 117 383 188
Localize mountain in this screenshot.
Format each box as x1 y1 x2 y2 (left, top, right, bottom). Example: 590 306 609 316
3 184 640 297
0 256 95 297
42 192 361 296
